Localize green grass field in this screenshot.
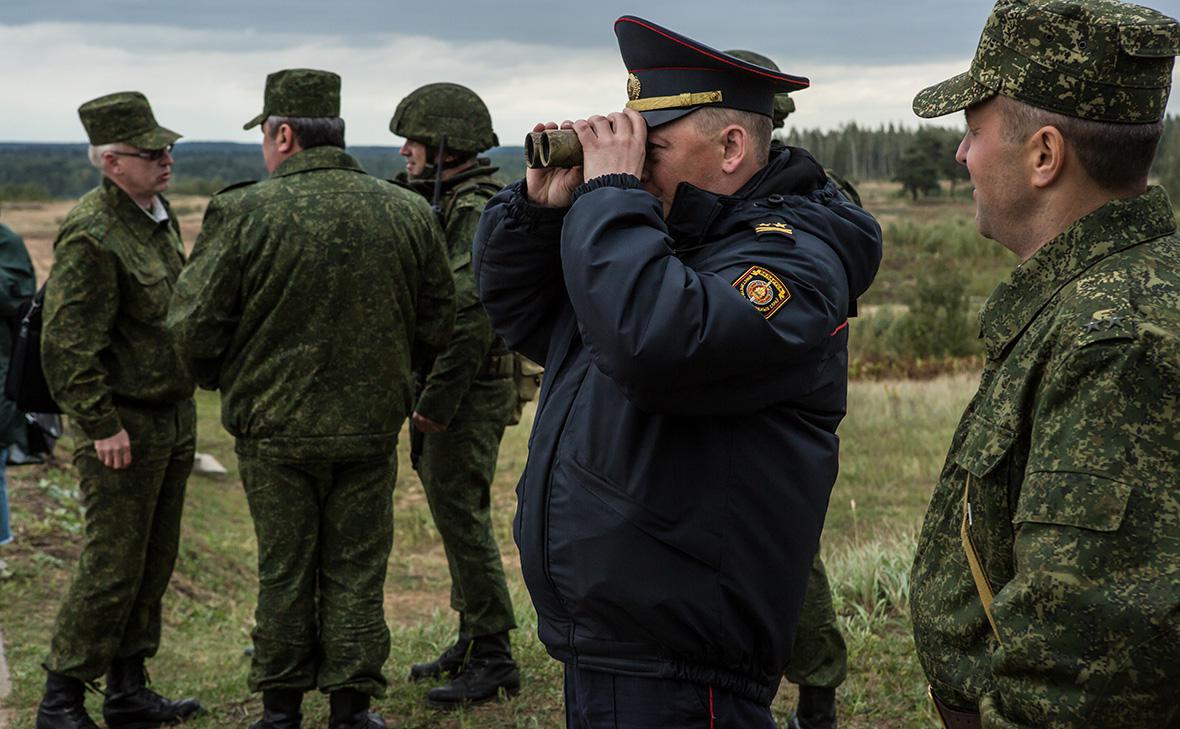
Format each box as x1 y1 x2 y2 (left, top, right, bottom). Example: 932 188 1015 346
0 372 976 729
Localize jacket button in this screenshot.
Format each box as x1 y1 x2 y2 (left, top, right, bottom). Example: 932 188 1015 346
766 194 785 207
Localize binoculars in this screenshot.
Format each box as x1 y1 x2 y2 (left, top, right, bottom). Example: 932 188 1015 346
524 129 583 169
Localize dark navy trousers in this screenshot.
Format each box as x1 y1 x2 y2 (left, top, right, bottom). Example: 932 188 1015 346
563 665 778 729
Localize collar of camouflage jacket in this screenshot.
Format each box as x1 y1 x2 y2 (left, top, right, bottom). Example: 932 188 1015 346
978 185 1177 360
271 145 364 179
394 158 499 198
101 177 176 242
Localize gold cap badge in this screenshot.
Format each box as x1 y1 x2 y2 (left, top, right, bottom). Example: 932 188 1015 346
627 73 642 101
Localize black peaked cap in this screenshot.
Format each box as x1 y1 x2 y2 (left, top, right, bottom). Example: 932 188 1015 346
614 15 810 127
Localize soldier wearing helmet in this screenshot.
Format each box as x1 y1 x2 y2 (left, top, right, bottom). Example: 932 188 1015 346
390 83 521 711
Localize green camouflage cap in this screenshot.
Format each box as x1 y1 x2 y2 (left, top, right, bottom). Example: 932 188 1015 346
78 92 181 149
725 49 796 127
244 68 341 130
914 0 1180 123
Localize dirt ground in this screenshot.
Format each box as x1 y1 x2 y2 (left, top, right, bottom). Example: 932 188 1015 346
1 195 211 283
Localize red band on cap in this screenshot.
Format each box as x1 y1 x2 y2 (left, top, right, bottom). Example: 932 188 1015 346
615 16 810 88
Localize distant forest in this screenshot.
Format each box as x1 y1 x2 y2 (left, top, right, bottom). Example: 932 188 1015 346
1 115 1178 201
0 143 530 200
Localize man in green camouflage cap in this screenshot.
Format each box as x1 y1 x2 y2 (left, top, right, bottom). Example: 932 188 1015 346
35 91 201 729
389 82 520 710
167 68 456 729
908 1 1180 727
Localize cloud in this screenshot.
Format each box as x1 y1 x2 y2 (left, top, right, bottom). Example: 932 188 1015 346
2 18 1177 145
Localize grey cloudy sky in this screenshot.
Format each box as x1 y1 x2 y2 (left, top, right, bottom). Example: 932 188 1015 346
4 1 1180 145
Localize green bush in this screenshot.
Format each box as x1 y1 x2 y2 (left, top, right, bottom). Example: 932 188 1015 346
895 267 976 358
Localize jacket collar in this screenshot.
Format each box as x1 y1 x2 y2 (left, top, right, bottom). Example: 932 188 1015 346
979 185 1177 359
664 147 826 250
395 157 499 199
101 177 175 241
271 146 363 179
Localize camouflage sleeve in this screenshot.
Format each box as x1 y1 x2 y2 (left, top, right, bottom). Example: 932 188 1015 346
414 202 494 425
42 231 122 439
410 204 456 373
165 197 243 389
982 337 1180 728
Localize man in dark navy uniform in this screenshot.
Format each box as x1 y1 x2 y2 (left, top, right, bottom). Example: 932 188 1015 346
473 16 881 728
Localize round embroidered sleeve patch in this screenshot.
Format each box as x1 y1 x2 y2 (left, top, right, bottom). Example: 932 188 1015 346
732 265 791 319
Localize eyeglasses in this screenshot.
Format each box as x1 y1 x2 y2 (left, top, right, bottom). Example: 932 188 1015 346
109 144 174 162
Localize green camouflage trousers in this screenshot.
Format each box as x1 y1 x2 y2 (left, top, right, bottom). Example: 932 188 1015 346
239 453 395 697
783 553 848 689
46 400 196 680
418 409 516 638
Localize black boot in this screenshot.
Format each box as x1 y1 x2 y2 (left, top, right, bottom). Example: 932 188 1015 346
328 689 385 729
408 636 472 682
248 689 303 729
102 657 202 729
425 631 520 710
36 672 100 729
789 686 837 729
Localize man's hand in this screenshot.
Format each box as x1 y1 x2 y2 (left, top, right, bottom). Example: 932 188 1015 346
412 411 446 433
573 108 647 183
95 429 132 470
525 122 584 208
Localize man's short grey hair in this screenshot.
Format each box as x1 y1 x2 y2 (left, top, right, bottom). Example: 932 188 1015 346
264 116 346 150
88 143 118 169
994 94 1163 193
689 108 773 166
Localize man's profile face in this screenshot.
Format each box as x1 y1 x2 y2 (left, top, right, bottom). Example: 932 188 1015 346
109 144 174 200
642 114 727 218
957 98 1032 247
400 139 429 178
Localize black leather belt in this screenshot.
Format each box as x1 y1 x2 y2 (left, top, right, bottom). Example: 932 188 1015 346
928 687 981 729
931 687 1180 728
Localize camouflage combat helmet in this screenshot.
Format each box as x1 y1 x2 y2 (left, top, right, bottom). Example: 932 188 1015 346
725 49 797 128
390 83 499 154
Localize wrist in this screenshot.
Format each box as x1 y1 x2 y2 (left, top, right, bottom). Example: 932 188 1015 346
571 173 643 204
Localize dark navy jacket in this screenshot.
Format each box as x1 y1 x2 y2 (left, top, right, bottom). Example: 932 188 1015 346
473 148 882 704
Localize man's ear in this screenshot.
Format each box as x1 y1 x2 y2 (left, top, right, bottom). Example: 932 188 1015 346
1029 124 1066 189
276 123 297 155
720 124 746 174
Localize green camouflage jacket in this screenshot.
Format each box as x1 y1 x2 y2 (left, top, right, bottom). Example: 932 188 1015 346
396 161 512 425
0 223 35 446
167 146 455 461
43 179 193 440
911 186 1180 728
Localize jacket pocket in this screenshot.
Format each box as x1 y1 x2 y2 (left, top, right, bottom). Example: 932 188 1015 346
124 262 171 322
1013 471 1131 532
545 457 722 655
954 415 1017 479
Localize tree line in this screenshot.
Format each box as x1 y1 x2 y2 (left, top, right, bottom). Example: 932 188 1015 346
2 117 1177 202
783 116 1180 201
0 143 530 201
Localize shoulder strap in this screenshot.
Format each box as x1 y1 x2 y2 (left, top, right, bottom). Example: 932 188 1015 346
961 475 1003 644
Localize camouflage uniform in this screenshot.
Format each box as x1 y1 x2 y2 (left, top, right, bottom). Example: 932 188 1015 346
167 70 455 700
41 98 195 683
727 49 849 719
910 2 1180 727
399 164 517 640
391 82 520 709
